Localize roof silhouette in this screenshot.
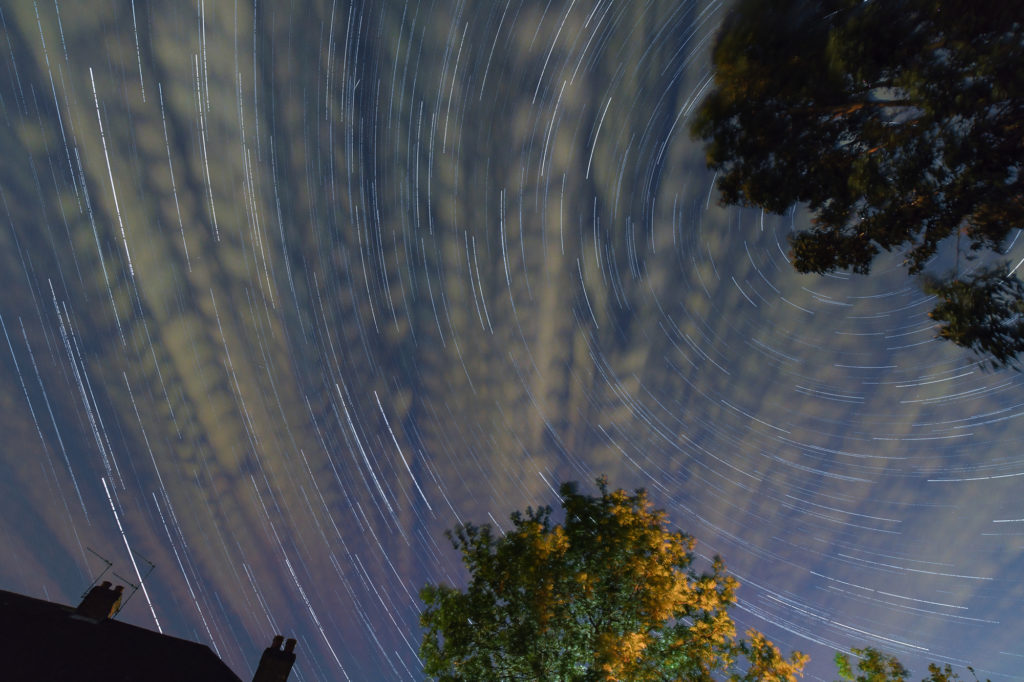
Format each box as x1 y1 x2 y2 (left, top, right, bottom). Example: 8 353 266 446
0 585 275 681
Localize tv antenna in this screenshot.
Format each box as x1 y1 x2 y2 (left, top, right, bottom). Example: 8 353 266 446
81 547 113 597
81 547 156 618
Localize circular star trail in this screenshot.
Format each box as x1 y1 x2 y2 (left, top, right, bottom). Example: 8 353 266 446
0 2 1021 680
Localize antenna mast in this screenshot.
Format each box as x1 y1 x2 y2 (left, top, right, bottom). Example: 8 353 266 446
80 548 156 618
81 547 113 598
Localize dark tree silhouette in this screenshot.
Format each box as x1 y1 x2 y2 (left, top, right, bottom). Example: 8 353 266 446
923 265 1024 369
691 0 1024 368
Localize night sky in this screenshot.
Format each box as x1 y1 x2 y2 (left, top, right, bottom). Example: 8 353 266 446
1 2 1022 680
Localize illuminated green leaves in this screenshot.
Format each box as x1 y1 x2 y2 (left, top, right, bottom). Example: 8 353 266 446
419 478 807 681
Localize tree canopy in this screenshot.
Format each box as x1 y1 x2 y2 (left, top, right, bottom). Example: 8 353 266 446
419 478 809 681
419 479 988 680
690 0 1024 368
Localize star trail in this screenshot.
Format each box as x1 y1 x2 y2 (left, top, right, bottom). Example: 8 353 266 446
0 1 1022 680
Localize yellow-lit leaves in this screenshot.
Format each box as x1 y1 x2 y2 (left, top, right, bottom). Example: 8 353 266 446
737 630 810 682
595 631 650 681
420 479 807 680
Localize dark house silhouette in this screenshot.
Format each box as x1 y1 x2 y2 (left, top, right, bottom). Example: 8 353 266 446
0 582 296 681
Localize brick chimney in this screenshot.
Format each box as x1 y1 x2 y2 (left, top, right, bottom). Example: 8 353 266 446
75 581 123 620
252 635 296 682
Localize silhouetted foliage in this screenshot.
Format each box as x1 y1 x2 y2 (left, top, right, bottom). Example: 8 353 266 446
419 478 808 681
923 265 1024 369
691 0 1024 367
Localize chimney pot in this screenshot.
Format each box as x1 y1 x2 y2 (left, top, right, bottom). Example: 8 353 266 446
252 636 297 682
76 582 123 620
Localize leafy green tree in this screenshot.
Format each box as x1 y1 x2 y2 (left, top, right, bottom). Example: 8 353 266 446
419 478 808 681
835 648 910 682
691 0 1024 367
835 646 987 682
